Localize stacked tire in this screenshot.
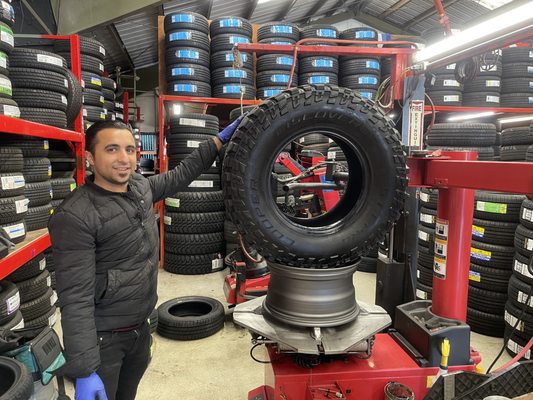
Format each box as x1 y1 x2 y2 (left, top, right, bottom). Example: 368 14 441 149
0 144 27 247
101 76 116 121
298 25 339 88
505 198 533 358
426 62 463 106
256 22 300 100
114 96 125 122
426 122 498 161
500 125 533 161
164 12 211 98
462 51 502 107
21 144 53 232
50 177 76 210
53 36 107 127
163 113 225 275
501 47 533 108
468 191 525 337
417 188 438 300
339 27 381 101
0 1 18 119
4 252 57 335
0 280 22 332
210 17 254 99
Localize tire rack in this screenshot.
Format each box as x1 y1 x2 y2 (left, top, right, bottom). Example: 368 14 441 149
0 35 85 279
425 105 533 113
156 42 417 268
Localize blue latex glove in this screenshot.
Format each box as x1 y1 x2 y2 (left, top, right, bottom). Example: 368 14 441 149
216 115 245 144
75 372 108 400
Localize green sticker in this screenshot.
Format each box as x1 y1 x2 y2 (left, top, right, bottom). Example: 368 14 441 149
163 216 171 225
476 201 507 214
69 183 76 191
165 198 180 208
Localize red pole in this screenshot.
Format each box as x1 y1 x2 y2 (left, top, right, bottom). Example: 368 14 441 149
158 95 165 268
433 0 452 35
431 151 476 321
69 34 85 186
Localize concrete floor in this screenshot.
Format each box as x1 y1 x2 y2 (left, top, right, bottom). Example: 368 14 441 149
56 268 511 400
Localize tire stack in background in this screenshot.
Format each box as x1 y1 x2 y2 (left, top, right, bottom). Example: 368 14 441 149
50 177 76 210
468 191 525 337
462 51 502 107
505 198 533 359
426 62 463 106
426 122 498 161
0 143 27 247
114 96 125 122
500 125 533 161
501 47 533 108
0 1 17 119
298 25 338 87
164 12 211 98
417 188 438 300
256 22 299 100
339 27 381 101
4 252 56 335
210 16 254 100
54 36 107 128
163 113 225 275
101 76 116 120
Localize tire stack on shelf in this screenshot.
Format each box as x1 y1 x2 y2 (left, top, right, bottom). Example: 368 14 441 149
114 97 125 122
54 36 107 127
298 25 338 87
210 17 254 100
426 63 463 106
44 248 56 290
501 47 533 108
101 76 116 121
0 1 17 119
0 280 22 331
339 27 381 101
164 12 211 98
50 177 76 210
256 22 299 100
505 198 533 359
425 122 498 161
163 113 225 275
0 144 27 247
462 51 502 107
417 188 438 300
468 191 525 337
500 125 533 161
4 252 56 335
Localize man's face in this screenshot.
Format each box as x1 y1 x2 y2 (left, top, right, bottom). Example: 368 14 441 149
86 128 137 191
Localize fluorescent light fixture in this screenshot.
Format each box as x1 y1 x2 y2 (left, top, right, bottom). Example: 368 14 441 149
498 115 533 124
448 111 495 121
472 0 513 10
258 0 274 3
415 2 533 62
172 104 182 115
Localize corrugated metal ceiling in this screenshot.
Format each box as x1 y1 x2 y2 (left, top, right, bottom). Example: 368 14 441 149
90 0 518 71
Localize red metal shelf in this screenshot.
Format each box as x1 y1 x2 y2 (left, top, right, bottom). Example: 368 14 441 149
0 229 51 280
425 105 533 113
160 94 261 106
0 115 84 142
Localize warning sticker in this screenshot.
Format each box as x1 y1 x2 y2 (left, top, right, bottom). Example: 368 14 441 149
476 201 507 214
435 219 449 238
471 247 491 262
408 100 424 149
434 257 447 279
434 238 448 259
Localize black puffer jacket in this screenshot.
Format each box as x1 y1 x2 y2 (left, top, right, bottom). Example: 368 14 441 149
48 139 218 378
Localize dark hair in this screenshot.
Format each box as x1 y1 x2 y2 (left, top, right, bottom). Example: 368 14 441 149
85 120 133 154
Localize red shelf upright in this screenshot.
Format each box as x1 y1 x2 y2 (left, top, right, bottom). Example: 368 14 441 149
0 34 86 279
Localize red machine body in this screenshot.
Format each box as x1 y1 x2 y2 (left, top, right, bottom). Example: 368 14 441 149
224 261 270 306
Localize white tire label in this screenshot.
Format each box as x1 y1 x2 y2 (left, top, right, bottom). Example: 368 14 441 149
443 79 460 87
39 257 46 270
163 216 172 225
49 312 57 327
15 198 29 214
50 291 58 306
2 104 20 117
416 289 428 300
419 192 430 203
445 63 456 70
517 290 533 307
212 257 224 270
99 46 106 56
443 95 460 102
507 339 531 359
1 175 25 190
327 151 336 159
0 76 12 96
187 140 201 148
420 213 435 224
0 26 13 47
515 259 533 279
61 95 68 105
189 180 213 188
179 118 206 127
486 80 500 87
3 222 25 239
483 64 498 72
418 230 429 241
46 276 52 287
13 318 24 330
165 198 180 208
525 238 533 251
520 207 532 222
0 53 6 69
6 292 20 315
486 95 499 103
37 54 63 67
505 311 524 332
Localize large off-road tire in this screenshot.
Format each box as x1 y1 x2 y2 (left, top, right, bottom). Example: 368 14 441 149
223 85 406 268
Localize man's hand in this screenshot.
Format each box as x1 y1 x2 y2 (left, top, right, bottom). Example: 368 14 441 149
216 114 245 144
75 372 108 400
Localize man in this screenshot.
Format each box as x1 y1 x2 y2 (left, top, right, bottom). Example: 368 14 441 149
48 117 242 400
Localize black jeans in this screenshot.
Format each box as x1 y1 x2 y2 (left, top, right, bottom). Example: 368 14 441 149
96 321 151 400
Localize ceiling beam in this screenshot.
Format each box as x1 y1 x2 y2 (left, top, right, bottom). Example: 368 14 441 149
353 9 414 34
276 0 299 21
324 0 350 18
403 0 461 30
467 0 533 27
20 0 53 34
205 0 213 19
300 0 329 24
246 0 260 20
380 0 413 18
56 0 164 34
